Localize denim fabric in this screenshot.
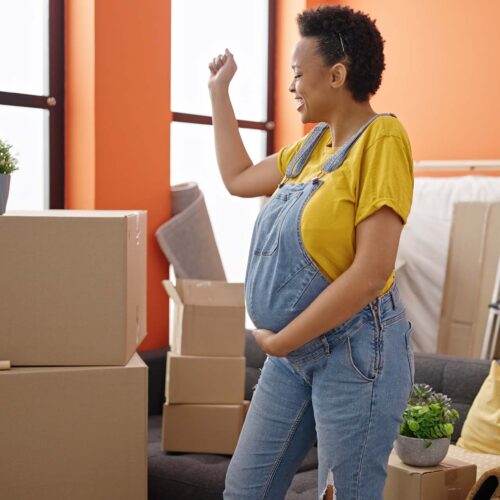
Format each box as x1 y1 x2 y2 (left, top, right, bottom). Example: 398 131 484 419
226 113 413 500
224 283 414 500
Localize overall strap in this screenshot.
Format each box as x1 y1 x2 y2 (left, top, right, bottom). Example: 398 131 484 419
322 112 396 173
285 122 329 178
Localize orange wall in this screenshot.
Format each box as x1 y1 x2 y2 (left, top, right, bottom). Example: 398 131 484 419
275 0 307 151
65 0 95 208
66 0 171 351
275 0 500 161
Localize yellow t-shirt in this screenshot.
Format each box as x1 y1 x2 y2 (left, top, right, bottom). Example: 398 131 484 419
276 115 414 296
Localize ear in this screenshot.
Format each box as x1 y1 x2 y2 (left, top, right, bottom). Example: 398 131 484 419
329 63 347 89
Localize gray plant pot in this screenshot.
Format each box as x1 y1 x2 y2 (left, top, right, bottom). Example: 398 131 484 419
394 434 451 467
0 173 10 215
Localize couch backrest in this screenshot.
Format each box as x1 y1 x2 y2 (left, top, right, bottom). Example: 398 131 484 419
414 353 490 442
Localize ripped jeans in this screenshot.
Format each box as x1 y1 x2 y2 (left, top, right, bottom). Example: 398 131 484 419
223 281 414 500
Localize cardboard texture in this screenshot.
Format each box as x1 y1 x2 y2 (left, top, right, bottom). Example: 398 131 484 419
0 354 148 500
438 202 500 357
161 402 247 454
163 278 245 357
0 210 147 366
165 351 245 404
384 452 477 500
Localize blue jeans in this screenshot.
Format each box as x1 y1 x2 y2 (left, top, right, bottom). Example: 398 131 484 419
224 282 414 500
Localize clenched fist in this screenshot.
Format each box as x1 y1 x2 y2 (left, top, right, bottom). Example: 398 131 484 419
208 48 237 93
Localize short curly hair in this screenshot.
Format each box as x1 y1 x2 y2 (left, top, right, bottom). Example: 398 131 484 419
296 5 385 102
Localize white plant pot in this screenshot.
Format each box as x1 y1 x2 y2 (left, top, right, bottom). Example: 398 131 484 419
394 434 451 467
0 173 10 215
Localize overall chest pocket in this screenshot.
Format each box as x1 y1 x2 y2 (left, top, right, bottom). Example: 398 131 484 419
253 190 302 256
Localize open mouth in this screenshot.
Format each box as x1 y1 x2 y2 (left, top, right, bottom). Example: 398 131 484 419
295 98 304 110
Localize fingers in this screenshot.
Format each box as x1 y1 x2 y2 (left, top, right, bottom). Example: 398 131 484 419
208 49 232 73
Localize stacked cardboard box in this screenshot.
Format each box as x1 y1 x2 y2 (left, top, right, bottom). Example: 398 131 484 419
162 278 249 454
437 202 500 357
0 210 148 500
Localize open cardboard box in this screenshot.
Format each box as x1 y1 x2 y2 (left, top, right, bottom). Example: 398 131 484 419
163 278 245 357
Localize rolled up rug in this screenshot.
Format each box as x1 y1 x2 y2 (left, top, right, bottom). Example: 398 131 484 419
156 182 226 280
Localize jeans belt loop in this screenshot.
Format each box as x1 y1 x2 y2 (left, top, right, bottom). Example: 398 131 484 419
389 289 396 311
321 335 330 354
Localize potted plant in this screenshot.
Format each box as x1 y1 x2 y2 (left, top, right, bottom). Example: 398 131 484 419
395 383 460 466
0 138 19 214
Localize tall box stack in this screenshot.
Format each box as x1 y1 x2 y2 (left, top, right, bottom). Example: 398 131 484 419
0 210 148 500
162 278 249 454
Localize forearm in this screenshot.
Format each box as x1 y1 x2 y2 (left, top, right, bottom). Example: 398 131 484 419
274 263 387 354
209 87 252 191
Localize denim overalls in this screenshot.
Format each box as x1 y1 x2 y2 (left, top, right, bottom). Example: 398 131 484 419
224 114 414 500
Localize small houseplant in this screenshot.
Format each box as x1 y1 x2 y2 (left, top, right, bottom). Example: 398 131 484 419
0 138 19 214
395 383 460 466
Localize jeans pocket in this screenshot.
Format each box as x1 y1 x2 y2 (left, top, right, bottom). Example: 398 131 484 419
344 326 379 382
405 321 415 387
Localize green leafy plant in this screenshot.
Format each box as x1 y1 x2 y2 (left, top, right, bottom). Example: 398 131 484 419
0 139 19 174
400 383 459 447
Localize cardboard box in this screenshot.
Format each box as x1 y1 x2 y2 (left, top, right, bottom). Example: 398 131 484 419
0 210 147 365
162 402 247 454
437 202 500 357
165 351 245 404
0 354 148 500
243 399 251 418
384 452 477 500
163 278 245 357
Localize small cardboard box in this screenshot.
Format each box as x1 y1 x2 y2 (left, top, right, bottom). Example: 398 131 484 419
163 278 245 357
0 210 147 366
384 452 477 500
438 202 500 357
0 354 148 500
162 402 248 454
165 351 245 404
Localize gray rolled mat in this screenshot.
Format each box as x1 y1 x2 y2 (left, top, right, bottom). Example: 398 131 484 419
155 182 226 281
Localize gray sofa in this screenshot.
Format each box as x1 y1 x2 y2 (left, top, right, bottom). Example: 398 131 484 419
140 331 490 500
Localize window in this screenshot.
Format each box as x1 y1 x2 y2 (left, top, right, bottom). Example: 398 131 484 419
171 0 276 329
0 0 64 210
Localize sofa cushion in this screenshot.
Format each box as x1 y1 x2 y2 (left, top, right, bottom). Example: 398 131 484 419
413 353 490 442
456 360 500 454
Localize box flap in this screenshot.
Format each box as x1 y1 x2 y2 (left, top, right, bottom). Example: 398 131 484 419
176 279 244 306
162 280 183 305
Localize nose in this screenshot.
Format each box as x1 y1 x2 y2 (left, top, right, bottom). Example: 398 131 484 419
288 79 295 93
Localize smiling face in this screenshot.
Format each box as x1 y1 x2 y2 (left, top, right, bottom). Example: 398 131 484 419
289 36 347 123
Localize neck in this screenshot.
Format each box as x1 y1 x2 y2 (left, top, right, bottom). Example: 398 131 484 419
326 99 377 148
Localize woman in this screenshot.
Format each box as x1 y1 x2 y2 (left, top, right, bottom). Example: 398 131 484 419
208 5 414 500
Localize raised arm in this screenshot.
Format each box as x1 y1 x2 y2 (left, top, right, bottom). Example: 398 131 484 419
208 49 283 198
